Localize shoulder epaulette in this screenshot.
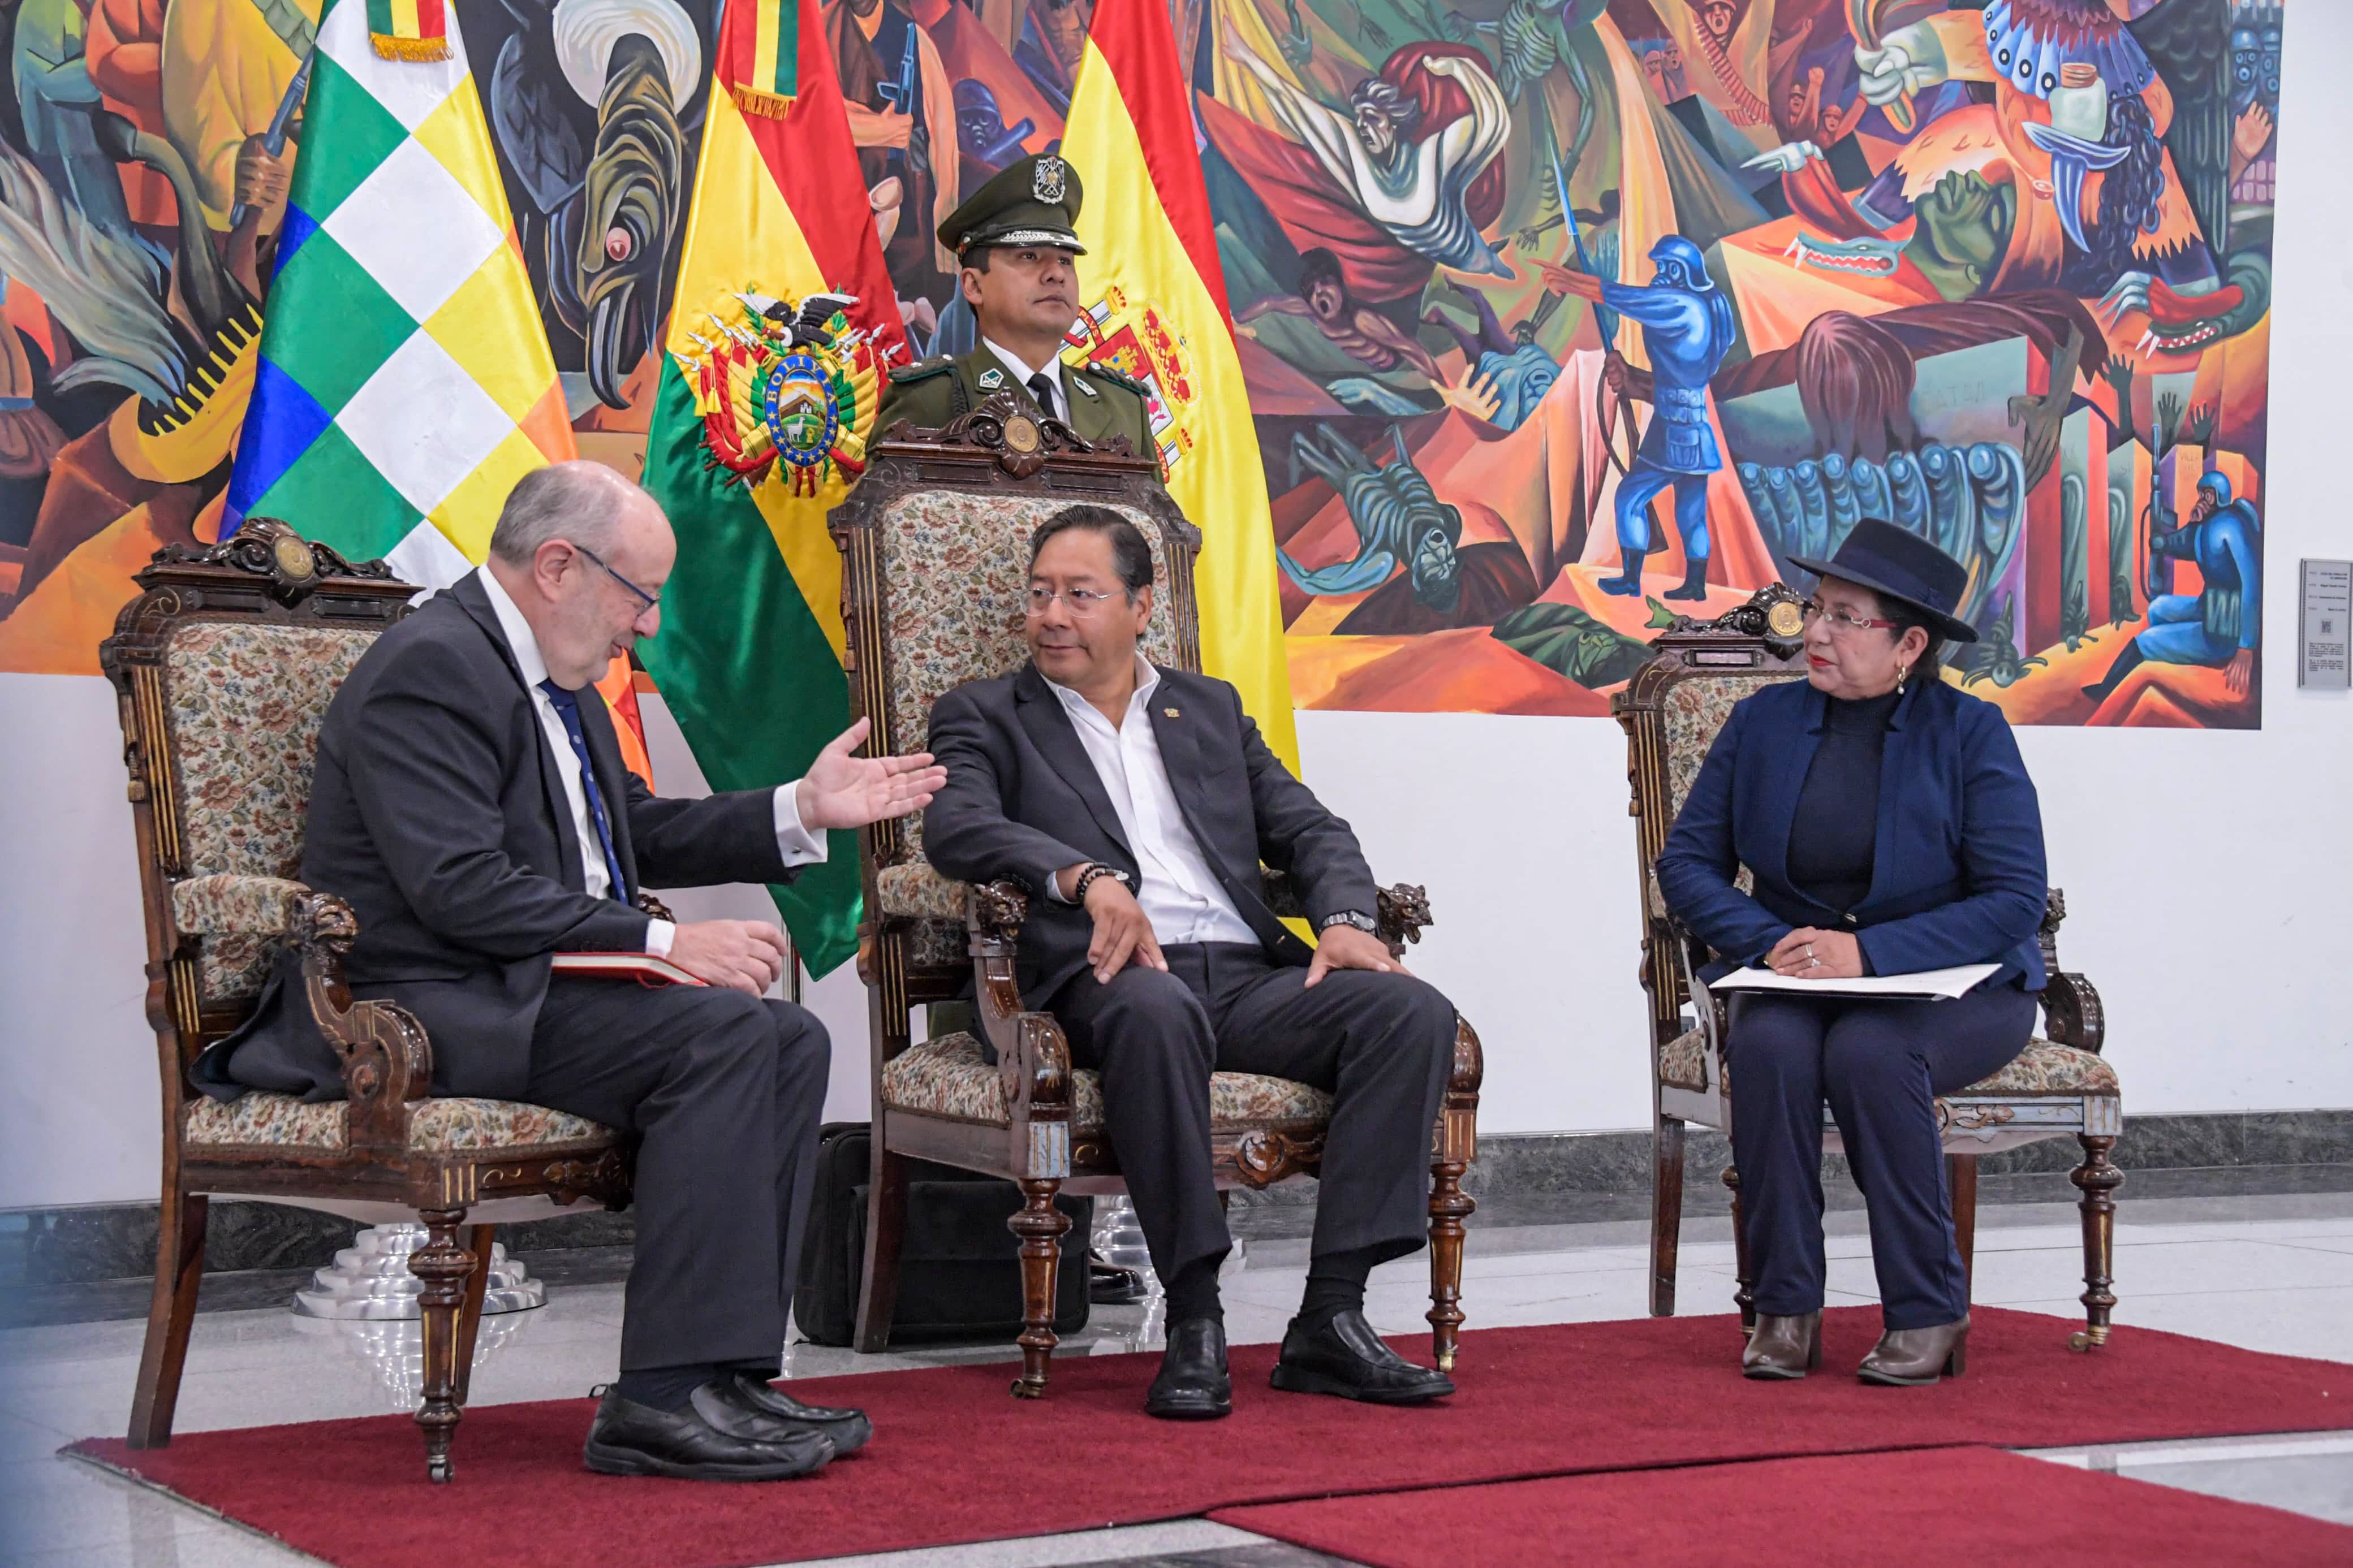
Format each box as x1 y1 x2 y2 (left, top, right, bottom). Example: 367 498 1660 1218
1076 362 1150 398
888 358 955 383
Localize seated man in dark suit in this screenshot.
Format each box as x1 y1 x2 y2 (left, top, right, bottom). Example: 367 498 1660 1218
924 503 1460 1419
196 462 946 1481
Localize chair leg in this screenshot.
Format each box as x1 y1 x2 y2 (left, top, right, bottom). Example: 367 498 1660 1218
1946 1154 1980 1302
2069 1134 2123 1352
127 1191 208 1449
1007 1178 1070 1399
1650 1116 1686 1317
1425 1152 1475 1372
410 1209 478 1483
854 1146 912 1353
453 1224 497 1407
1723 1164 1756 1331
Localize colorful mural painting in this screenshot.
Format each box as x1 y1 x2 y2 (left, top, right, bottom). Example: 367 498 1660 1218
0 0 2283 731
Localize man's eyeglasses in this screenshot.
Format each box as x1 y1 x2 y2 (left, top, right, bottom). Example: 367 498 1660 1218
1801 598 1897 636
1025 585 1123 617
577 543 660 617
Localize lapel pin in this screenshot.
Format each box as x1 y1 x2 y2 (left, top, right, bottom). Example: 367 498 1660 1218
978 366 1005 390
1074 377 1097 397
1164 706 1180 718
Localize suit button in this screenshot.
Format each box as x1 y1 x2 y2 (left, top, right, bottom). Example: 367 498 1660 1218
1841 913 1858 926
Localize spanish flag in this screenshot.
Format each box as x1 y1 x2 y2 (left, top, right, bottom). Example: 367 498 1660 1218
1065 0 1298 767
636 0 906 975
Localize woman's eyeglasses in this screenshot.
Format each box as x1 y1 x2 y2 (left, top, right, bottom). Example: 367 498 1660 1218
1801 598 1898 636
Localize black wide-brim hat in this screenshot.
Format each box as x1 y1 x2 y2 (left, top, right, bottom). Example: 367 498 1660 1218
1789 518 1980 644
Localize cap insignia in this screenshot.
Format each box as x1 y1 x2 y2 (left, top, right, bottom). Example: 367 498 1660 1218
1033 155 1068 205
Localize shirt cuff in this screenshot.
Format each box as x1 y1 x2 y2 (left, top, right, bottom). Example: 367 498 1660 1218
773 784 829 867
644 918 675 957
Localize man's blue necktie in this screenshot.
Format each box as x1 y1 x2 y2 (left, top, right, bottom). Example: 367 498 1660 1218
537 680 630 902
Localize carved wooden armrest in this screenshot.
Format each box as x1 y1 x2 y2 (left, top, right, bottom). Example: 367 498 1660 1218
2041 971 2106 1053
2033 886 2106 1053
1258 869 1434 959
294 891 430 1150
170 874 311 936
961 882 1072 1149
1661 913 1730 1050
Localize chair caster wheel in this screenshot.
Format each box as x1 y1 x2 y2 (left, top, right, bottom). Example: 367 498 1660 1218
427 1457 453 1483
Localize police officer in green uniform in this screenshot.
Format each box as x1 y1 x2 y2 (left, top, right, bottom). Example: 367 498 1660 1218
875 153 1157 459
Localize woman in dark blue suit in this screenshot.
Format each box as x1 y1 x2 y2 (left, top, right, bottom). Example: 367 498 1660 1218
1656 520 2048 1386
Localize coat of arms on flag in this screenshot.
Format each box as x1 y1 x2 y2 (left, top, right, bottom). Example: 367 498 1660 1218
674 290 880 498
1064 286 1193 477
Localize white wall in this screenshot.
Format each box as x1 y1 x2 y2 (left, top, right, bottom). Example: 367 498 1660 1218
6 7 2351 1209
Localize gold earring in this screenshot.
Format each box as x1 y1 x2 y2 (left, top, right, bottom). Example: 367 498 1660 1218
1895 662 1910 692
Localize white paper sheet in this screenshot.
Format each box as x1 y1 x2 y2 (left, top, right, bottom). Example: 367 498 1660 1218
1708 962 2001 1000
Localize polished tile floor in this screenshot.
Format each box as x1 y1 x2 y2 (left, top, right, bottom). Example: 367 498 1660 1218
3 1189 2350 1567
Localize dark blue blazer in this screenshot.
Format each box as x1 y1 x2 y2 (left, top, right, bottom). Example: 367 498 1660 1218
1655 676 2048 990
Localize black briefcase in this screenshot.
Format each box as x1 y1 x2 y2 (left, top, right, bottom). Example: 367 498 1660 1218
792 1122 1092 1346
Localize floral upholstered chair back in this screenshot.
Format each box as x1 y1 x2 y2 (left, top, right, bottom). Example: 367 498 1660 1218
869 489 1192 866
158 617 382 1007
1611 590 1815 948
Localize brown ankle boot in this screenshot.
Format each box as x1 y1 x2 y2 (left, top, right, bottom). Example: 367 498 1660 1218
1857 1315 1970 1386
1741 1311 1823 1380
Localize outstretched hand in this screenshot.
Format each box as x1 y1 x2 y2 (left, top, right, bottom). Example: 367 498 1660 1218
1740 140 1822 177
795 717 947 831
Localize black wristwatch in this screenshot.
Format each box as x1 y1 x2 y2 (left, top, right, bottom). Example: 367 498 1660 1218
1071 863 1134 903
1318 910 1378 935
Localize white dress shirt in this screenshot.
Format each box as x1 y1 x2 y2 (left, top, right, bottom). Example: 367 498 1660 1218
1043 655 1259 946
476 567 826 956
982 336 1072 422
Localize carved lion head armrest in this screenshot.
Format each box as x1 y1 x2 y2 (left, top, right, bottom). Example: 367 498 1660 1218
1259 869 1434 959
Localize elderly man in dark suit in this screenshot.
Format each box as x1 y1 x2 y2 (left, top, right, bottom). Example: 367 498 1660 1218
923 503 1460 1420
196 462 945 1481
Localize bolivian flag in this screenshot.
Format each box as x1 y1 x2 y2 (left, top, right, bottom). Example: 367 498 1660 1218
1065 0 1297 767
637 0 906 975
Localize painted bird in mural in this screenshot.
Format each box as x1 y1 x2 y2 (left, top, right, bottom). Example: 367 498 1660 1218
472 0 711 409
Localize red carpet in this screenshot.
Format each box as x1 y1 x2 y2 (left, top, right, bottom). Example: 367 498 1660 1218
68 1308 2353 1568
1213 1446 2353 1567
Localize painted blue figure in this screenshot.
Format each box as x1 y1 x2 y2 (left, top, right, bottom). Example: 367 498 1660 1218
1560 235 1739 599
2082 469 2261 707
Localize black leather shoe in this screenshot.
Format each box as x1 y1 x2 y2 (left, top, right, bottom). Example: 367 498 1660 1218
1270 1310 1455 1404
1145 1316 1232 1419
582 1385 833 1480
713 1372 873 1455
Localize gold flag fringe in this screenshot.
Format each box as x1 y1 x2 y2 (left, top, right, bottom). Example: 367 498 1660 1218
730 84 796 119
371 34 454 62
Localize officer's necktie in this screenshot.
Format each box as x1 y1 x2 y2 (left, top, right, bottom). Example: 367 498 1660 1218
537 679 630 902
1026 371 1059 422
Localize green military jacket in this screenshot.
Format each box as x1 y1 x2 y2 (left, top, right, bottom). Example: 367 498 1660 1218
873 345 1156 459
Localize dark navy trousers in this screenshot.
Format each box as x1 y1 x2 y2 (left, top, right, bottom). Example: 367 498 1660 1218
1727 983 2037 1329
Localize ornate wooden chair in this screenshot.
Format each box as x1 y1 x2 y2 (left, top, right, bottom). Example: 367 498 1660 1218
100 523 634 1482
1610 585 2123 1349
831 394 1484 1396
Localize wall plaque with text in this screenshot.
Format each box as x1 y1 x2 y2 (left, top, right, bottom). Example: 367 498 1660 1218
2300 560 2351 689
